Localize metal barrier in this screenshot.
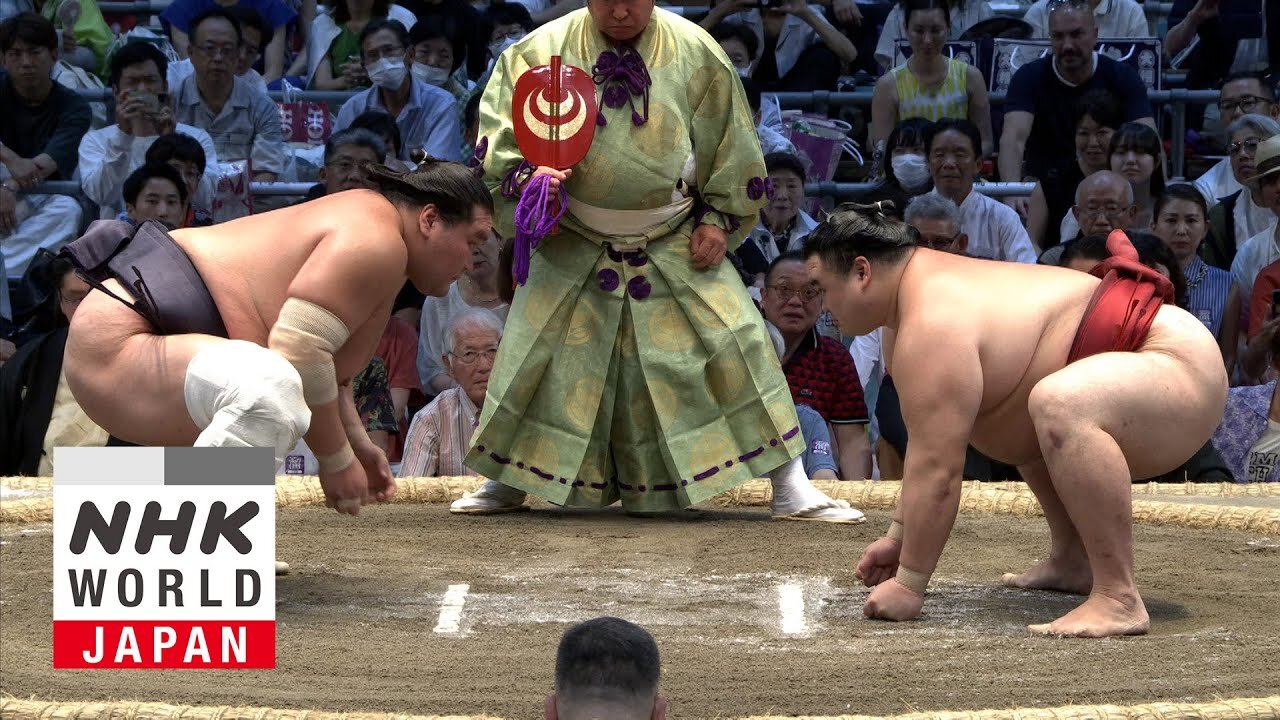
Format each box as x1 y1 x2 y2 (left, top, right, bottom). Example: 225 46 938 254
34 179 1036 202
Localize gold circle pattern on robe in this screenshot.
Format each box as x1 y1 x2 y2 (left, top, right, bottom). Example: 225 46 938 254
646 299 697 353
565 374 607 434
688 281 744 329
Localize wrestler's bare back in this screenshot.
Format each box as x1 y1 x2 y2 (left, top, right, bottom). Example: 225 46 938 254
175 190 407 383
887 250 1218 468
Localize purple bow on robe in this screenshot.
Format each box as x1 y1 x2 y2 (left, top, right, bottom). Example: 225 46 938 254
591 46 651 127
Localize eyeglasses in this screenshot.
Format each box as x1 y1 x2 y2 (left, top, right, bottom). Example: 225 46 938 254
362 43 405 64
450 348 499 364
193 43 238 58
1229 138 1262 157
1080 204 1131 219
325 159 368 175
767 284 824 303
918 231 961 249
1218 95 1270 114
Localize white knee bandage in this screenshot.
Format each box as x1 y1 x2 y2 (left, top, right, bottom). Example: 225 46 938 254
184 340 311 466
267 298 351 407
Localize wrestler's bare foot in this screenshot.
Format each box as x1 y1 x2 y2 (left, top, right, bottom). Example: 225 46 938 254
1028 591 1149 638
1002 555 1092 595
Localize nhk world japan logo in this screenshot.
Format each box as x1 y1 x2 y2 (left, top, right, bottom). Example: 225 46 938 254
53 447 276 669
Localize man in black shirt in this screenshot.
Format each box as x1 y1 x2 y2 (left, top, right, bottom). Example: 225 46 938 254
996 0 1154 219
0 12 91 323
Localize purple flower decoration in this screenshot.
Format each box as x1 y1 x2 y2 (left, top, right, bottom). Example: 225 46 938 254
626 275 652 300
623 250 648 267
603 84 629 109
597 268 620 292
747 176 766 201
605 243 624 262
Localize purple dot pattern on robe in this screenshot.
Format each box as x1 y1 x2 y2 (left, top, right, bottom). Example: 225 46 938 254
626 275 652 300
467 137 488 177
747 176 767 201
597 268 620 292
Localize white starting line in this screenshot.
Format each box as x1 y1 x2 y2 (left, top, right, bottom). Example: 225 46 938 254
433 584 471 634
777 583 808 635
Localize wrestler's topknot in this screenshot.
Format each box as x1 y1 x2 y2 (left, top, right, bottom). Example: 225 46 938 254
367 156 494 223
803 201 917 276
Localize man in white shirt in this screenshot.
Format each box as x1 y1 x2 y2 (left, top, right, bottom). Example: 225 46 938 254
926 119 1036 263
1193 73 1278 206
334 19 463 163
1024 0 1149 38
1230 135 1280 301
79 41 219 219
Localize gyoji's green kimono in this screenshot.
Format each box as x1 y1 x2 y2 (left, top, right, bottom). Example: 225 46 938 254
464 7 804 512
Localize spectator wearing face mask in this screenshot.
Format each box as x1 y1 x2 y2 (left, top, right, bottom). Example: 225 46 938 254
710 21 758 79
334 19 463 162
305 0 417 90
852 117 933 217
482 2 532 74
409 15 476 161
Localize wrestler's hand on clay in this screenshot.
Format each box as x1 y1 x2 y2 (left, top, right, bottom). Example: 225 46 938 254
352 438 397 502
863 576 924 621
690 223 727 270
854 536 901 587
319 459 370 516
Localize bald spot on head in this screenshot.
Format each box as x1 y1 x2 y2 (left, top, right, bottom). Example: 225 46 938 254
1076 170 1133 206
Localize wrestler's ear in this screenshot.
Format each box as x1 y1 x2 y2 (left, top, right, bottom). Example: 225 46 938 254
419 203 440 236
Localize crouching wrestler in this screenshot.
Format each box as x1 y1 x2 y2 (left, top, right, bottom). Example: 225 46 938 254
60 159 494 515
805 206 1228 638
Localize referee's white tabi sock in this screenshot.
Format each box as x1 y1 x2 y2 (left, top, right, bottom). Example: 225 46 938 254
449 479 529 515
768 456 866 524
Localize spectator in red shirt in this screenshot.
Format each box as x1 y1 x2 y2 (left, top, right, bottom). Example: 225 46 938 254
759 250 871 480
374 313 422 463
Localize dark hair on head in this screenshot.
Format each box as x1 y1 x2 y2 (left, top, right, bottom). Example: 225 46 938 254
0 12 56 53
368 156 494 224
189 7 242 45
52 256 76 286
359 18 408 55
1154 183 1208 221
709 21 758 63
351 109 402 158
483 2 534 34
145 132 208 175
904 0 952 29
464 91 483 131
1073 88 1123 132
123 162 190 206
223 5 268 47
739 75 762 113
1047 0 1092 17
804 201 917 275
765 151 806 180
555 617 660 710
924 118 981 157
109 40 169 88
335 0 391 26
1129 231 1187 308
1058 234 1109 266
325 127 387 165
1108 122 1166 196
764 249 809 284
880 117 933 183
1224 70 1276 101
409 14 467 73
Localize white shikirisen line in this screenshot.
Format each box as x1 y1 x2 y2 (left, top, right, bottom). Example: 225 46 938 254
777 582 807 635
433 584 471 634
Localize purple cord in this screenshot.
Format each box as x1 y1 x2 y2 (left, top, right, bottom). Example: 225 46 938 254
511 172 567 285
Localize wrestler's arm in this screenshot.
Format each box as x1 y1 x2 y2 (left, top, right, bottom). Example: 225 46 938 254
893 326 982 585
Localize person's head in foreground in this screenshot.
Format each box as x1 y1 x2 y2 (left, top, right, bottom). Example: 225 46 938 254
442 307 503 408
1057 234 1109 273
123 162 190 229
588 0 656 44
53 256 89 325
546 616 665 720
802 201 918 337
366 157 495 297
321 128 386 194
351 109 404 164
904 192 967 253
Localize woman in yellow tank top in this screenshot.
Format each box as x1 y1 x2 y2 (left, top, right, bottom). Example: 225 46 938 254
870 0 993 167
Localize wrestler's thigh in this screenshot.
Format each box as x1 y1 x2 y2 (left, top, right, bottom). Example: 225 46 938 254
1028 309 1228 479
65 281 224 446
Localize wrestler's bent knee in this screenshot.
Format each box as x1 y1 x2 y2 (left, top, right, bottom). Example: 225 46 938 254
184 340 311 465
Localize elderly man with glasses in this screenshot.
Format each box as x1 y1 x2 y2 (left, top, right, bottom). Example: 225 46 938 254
1193 73 1279 207
400 307 503 477
759 250 872 482
1203 115 1280 270
172 7 284 182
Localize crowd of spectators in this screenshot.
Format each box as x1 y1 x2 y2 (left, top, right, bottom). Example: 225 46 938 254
2 0 1279 484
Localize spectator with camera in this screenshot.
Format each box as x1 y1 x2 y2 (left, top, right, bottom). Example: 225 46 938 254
0 12 89 324
701 0 857 92
172 8 285 181
334 19 463 162
80 41 219 220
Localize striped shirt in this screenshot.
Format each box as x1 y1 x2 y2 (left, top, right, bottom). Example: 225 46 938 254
399 387 480 477
892 57 968 124
1183 256 1233 337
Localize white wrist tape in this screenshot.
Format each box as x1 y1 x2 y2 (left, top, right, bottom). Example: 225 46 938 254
268 298 350 407
886 519 904 542
317 444 355 473
893 566 931 595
